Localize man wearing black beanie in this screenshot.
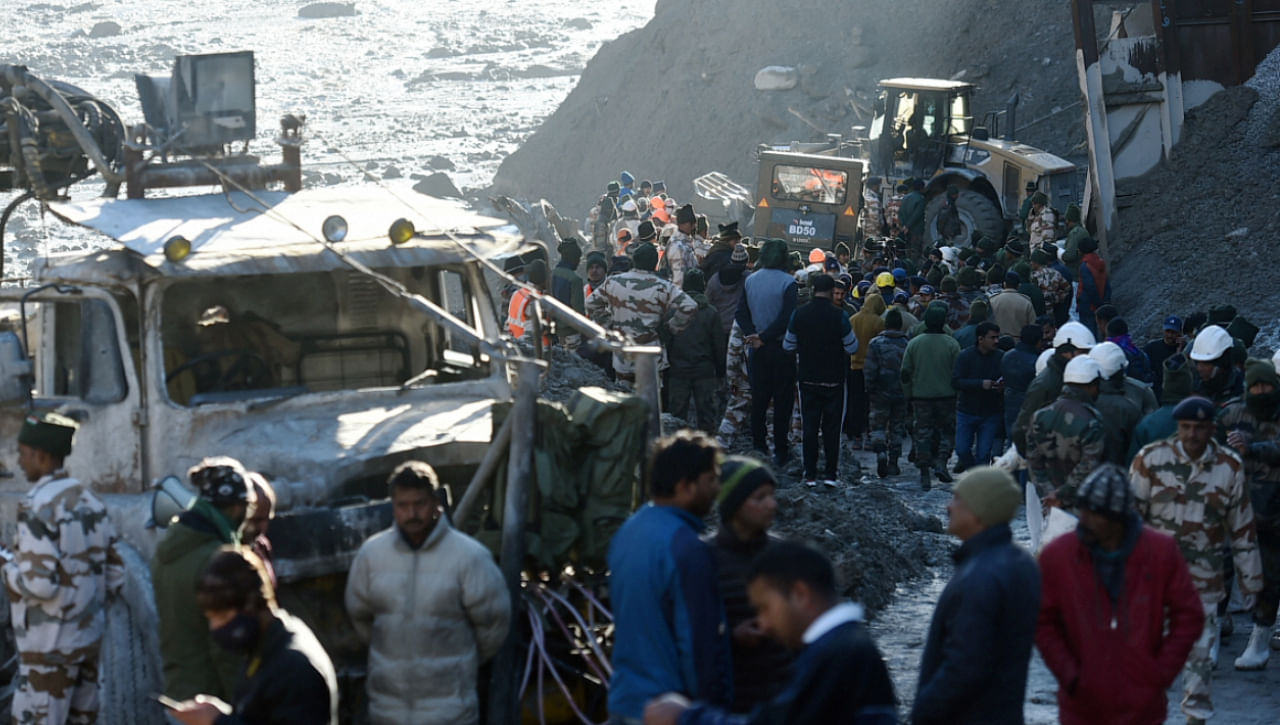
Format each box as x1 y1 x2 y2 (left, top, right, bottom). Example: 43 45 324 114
706 457 792 714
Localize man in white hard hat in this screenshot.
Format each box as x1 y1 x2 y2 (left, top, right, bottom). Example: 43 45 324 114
1089 342 1145 465
1011 321 1095 457
1189 325 1242 406
1025 356 1105 509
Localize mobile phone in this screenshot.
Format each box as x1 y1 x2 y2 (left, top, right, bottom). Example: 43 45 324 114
151 693 183 710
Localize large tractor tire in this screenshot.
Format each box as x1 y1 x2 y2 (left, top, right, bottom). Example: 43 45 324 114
924 189 1004 248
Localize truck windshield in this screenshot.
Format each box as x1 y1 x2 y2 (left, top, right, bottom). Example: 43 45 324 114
161 266 488 405
770 165 848 205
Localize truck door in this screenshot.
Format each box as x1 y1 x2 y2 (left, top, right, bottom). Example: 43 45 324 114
0 288 143 492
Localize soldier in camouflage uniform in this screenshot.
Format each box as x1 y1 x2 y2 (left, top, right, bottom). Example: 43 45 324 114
901 302 960 490
937 277 969 332
3 413 124 725
1029 248 1071 309
585 241 698 380
883 183 906 236
864 308 910 477
717 320 751 446
1026 192 1056 248
1025 356 1105 508
662 204 700 288
860 178 884 240
1217 359 1280 667
1130 396 1264 724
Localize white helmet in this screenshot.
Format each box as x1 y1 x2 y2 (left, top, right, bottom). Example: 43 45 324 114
1090 341 1128 378
1063 356 1104 384
1052 321 1096 351
1272 347 1280 370
1035 348 1054 375
1188 325 1233 362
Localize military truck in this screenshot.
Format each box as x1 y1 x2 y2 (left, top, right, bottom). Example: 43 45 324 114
0 53 657 724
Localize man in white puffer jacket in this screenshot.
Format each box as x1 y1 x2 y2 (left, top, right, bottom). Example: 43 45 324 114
345 461 510 725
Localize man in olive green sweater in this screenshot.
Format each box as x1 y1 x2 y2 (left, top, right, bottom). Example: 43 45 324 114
151 457 256 700
902 302 961 490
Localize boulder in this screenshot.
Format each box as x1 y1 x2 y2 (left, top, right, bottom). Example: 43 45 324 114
753 66 798 91
412 172 462 198
297 2 357 19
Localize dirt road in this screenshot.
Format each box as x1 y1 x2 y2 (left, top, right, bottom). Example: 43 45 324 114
830 446 1280 724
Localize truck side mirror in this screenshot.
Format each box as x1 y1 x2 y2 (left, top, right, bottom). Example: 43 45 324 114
0 331 33 405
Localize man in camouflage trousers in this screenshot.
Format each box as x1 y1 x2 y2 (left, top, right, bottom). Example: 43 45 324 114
901 302 960 490
860 178 884 239
3 413 124 725
1130 396 1264 725
1217 359 1280 668
864 308 910 477
1025 356 1105 509
586 241 698 382
717 320 751 446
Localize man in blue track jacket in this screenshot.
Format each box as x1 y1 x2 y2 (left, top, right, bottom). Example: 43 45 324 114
609 430 733 723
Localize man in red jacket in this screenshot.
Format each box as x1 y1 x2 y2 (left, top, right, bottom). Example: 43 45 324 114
1036 464 1204 725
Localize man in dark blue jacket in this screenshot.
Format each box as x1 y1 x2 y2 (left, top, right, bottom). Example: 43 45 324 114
609 431 733 723
784 274 860 487
737 239 799 466
952 322 1005 473
644 541 897 725
912 466 1040 725
1000 324 1041 440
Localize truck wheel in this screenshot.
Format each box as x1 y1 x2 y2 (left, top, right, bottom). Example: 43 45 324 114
924 190 1004 248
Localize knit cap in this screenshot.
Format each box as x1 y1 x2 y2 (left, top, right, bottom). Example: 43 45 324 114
1076 463 1134 519
953 466 1021 525
717 456 777 524
1160 354 1194 405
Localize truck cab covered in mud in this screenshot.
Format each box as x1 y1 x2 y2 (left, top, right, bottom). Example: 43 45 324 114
0 186 526 722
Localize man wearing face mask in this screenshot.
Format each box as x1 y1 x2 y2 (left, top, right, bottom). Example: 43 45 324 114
1217 359 1280 668
705 457 792 713
152 457 257 702
168 549 337 725
1036 464 1203 724
344 461 509 725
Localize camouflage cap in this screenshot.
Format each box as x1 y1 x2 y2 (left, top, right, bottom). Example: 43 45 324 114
1077 463 1133 518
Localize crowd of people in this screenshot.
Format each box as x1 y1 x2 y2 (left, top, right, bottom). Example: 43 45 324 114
538 171 1276 724
1 167 1276 725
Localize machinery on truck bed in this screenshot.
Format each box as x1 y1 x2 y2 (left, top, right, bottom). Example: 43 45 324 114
716 77 1080 252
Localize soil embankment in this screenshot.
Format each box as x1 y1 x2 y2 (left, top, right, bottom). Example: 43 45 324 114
493 0 1084 217
1109 46 1280 345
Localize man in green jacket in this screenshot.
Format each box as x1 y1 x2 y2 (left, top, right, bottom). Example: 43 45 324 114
902 301 961 490
1011 321 1095 455
898 178 927 259
151 457 256 700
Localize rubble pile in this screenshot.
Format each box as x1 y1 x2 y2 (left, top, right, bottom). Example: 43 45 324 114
1109 45 1280 343
771 481 948 612
492 0 1083 217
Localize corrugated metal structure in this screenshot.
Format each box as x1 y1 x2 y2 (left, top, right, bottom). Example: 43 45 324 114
1071 0 1280 244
